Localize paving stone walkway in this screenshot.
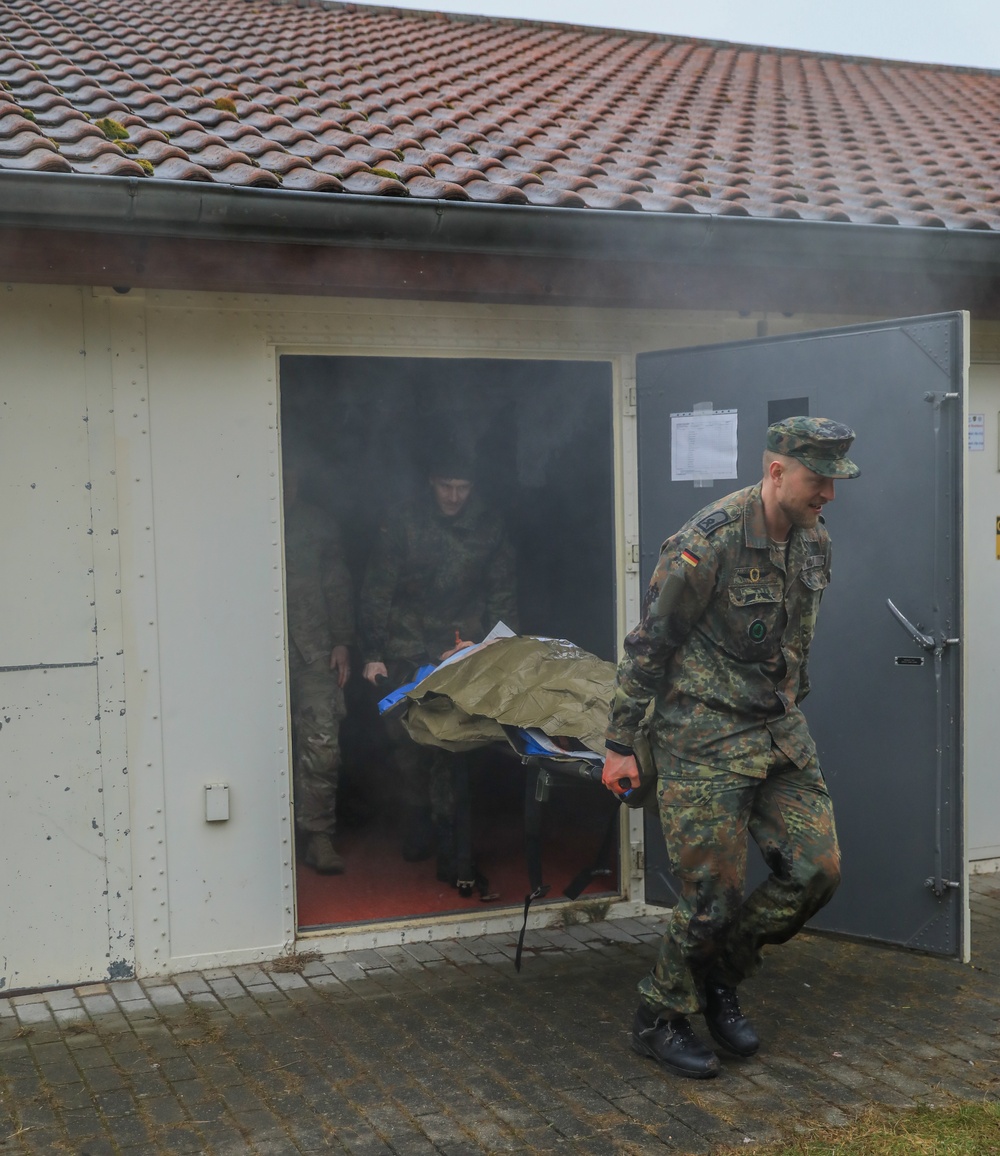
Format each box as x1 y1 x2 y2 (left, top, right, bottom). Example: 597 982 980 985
1 877 998 1155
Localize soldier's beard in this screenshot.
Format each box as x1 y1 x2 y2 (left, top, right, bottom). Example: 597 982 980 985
780 496 824 529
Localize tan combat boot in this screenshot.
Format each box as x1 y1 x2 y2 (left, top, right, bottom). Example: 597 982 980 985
304 833 344 875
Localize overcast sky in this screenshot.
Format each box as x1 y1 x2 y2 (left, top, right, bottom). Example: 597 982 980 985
353 0 999 70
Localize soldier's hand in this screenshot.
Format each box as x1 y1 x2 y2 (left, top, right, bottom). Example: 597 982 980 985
330 645 351 688
363 661 388 685
440 639 474 660
602 750 640 796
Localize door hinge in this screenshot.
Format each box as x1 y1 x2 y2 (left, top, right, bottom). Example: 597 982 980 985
623 381 636 416
625 539 640 572
631 844 645 874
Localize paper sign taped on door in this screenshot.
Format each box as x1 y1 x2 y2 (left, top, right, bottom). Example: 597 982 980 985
670 409 738 482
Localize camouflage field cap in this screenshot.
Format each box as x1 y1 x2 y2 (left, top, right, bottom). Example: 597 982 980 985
767 416 860 479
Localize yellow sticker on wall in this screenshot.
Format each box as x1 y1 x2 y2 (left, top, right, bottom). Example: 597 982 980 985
996 515 1000 560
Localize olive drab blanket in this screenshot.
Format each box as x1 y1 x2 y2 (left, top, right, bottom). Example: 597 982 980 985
396 635 615 756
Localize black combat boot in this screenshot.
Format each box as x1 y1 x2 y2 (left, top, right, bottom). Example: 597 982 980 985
631 1003 721 1079
703 978 760 1057
401 806 435 862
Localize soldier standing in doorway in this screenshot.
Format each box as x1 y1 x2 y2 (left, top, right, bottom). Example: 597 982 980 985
359 438 518 873
284 461 355 875
603 418 860 1079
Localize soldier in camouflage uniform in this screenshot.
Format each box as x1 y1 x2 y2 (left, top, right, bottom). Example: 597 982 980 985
284 464 355 875
360 443 518 868
603 417 860 1080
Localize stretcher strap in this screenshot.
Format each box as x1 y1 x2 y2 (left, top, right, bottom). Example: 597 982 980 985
515 763 550 972
562 804 618 901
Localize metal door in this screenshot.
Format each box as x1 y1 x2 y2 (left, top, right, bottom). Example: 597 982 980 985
636 313 966 958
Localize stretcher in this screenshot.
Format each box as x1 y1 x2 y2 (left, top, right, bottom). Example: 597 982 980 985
378 633 626 968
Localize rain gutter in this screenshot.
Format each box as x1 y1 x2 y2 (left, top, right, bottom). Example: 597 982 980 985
2 170 1000 277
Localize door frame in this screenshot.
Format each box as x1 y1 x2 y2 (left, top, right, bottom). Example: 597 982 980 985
273 339 647 948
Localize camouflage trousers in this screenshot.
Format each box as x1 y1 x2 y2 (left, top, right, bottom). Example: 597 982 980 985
290 654 346 835
639 742 841 1017
383 659 454 819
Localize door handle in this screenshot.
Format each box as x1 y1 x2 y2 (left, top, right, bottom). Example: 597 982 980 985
886 599 934 651
885 599 959 656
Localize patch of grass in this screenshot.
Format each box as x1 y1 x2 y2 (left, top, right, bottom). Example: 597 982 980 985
717 1102 1000 1155
268 950 322 975
550 898 613 928
173 1002 225 1049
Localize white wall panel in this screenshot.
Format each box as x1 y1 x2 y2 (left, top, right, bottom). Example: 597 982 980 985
0 287 94 664
965 363 1000 863
0 286 114 991
140 305 289 963
0 668 109 989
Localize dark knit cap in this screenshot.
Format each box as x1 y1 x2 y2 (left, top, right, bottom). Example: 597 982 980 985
426 436 476 481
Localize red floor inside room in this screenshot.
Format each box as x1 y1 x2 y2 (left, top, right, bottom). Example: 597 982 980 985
295 755 620 929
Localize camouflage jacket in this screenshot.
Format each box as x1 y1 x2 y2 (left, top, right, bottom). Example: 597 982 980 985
284 502 354 666
606 483 832 776
359 491 518 666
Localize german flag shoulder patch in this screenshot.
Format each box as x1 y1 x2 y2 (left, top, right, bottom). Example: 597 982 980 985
681 549 701 567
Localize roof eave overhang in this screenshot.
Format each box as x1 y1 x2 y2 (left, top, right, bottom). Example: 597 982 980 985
5 170 999 266
2 172 999 313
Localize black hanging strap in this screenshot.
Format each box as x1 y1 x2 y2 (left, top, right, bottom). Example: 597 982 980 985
562 801 618 901
515 761 551 972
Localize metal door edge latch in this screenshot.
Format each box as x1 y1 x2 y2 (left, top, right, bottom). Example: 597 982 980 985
925 877 961 896
923 391 961 407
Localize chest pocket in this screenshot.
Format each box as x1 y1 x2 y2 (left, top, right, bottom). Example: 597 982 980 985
726 569 783 657
728 569 783 607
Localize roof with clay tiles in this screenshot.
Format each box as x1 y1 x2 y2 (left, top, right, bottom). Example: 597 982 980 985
2 0 1000 231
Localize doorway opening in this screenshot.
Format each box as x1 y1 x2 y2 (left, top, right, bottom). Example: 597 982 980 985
279 355 618 931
